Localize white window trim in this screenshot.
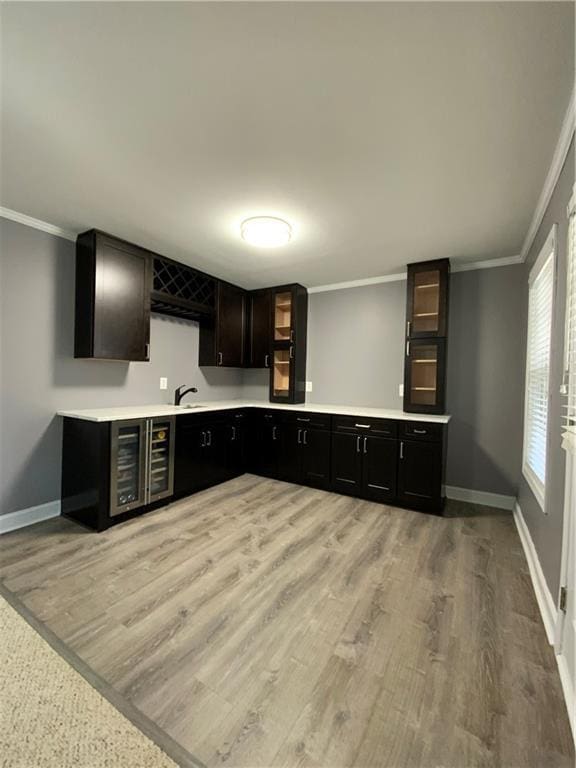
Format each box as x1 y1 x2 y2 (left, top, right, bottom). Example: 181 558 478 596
522 224 557 513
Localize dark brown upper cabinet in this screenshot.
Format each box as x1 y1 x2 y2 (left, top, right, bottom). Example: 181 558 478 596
75 230 152 361
246 289 271 369
269 284 308 404
406 258 450 339
403 258 450 414
199 281 246 367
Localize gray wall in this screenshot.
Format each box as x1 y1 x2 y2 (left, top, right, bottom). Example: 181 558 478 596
0 219 244 516
517 138 575 600
446 265 526 495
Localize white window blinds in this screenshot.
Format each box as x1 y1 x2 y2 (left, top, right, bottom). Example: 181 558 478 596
563 190 576 452
523 227 556 509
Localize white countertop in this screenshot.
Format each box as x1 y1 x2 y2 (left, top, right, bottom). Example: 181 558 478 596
57 400 451 424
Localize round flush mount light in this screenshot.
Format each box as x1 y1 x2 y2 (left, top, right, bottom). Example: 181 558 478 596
241 216 292 248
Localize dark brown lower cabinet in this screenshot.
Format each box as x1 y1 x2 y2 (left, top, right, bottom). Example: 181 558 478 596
331 432 397 502
397 438 443 512
331 432 363 495
361 436 397 503
62 409 446 531
277 415 331 489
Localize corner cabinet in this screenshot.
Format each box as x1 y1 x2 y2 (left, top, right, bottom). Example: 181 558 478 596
75 230 152 361
199 282 246 367
270 284 308 404
403 259 450 414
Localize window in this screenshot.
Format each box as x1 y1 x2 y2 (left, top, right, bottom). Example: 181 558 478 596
563 190 576 450
523 226 556 510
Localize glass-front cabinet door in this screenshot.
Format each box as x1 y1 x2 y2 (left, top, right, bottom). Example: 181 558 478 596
148 417 175 503
404 339 446 414
110 419 147 517
273 290 293 342
406 259 449 338
272 347 293 400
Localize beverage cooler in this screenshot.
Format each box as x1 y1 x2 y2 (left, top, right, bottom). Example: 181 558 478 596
110 416 175 517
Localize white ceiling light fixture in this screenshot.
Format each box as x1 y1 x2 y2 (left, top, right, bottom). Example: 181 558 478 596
241 216 292 248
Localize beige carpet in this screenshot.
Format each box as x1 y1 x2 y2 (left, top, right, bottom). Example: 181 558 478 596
0 594 178 768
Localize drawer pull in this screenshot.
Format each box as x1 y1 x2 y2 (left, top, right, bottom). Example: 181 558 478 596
355 423 371 428
297 418 310 422
413 428 427 434
368 484 390 491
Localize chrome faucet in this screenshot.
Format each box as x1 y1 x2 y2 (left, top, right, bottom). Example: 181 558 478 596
174 385 198 406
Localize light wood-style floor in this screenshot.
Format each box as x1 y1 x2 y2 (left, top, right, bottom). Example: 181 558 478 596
0 475 573 768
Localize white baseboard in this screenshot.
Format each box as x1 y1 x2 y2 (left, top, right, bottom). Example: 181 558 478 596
557 651 576 744
444 485 515 510
0 500 61 535
513 502 557 645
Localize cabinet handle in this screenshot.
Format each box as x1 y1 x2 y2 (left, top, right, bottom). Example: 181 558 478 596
289 345 294 359
201 430 206 447
355 423 371 429
218 352 223 366
297 418 310 423
400 441 404 459
406 341 410 357
145 342 150 360
265 354 269 368
272 425 277 441
207 430 212 447
290 329 294 342
406 321 411 337
231 426 236 441
356 436 361 453
303 430 308 445
363 437 367 454
297 428 302 444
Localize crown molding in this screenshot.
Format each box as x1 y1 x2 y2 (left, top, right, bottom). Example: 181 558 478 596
0 207 76 242
308 253 523 293
520 86 576 263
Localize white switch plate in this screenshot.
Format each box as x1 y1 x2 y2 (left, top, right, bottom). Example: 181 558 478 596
399 384 404 397
306 381 313 393
160 377 168 390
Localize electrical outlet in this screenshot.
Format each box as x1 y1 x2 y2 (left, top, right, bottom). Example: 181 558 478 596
399 384 404 397
306 381 313 393
160 377 168 391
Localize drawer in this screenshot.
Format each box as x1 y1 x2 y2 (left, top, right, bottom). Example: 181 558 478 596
332 415 397 437
278 411 331 430
400 421 443 442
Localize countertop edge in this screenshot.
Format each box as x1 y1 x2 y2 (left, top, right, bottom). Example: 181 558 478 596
57 402 451 425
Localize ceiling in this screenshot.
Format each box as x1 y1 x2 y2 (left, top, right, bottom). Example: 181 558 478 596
1 2 574 289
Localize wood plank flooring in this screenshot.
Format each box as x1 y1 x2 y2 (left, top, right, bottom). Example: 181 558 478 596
0 475 573 768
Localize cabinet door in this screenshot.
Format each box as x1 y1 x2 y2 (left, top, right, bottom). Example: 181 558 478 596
110 419 148 516
249 417 280 478
406 259 449 339
361 435 397 503
397 439 443 511
218 282 246 367
278 424 301 483
247 290 271 368
404 338 446 414
174 422 212 497
301 429 331 489
331 432 363 496
76 231 151 361
148 417 175 503
226 416 246 477
270 347 295 402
